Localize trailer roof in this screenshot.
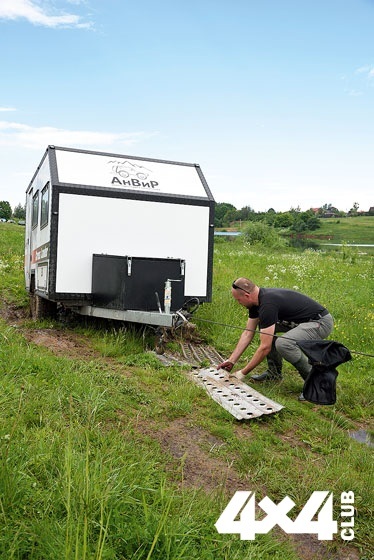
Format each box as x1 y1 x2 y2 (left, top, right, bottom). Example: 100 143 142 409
32 146 214 201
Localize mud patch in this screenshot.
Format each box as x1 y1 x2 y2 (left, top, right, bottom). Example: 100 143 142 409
0 300 28 324
22 328 99 359
278 429 311 450
286 533 360 560
134 416 248 493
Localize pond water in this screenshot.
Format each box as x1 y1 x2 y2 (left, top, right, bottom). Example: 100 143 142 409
321 243 374 247
349 429 374 448
214 232 374 250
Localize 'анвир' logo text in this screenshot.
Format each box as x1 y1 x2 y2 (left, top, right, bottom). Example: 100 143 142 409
108 160 160 190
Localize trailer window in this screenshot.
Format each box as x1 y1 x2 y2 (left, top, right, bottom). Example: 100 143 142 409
32 192 39 229
40 183 50 228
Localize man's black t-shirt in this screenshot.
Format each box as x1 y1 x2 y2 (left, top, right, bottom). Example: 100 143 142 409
248 288 327 329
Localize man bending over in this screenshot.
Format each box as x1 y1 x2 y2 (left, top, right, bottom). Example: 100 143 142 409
217 277 333 400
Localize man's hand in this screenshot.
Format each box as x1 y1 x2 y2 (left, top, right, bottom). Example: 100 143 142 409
231 370 246 381
217 360 234 372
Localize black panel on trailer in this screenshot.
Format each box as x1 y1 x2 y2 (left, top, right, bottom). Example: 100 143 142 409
92 255 185 312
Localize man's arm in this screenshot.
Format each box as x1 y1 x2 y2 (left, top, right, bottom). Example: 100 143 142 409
239 324 275 376
218 317 259 371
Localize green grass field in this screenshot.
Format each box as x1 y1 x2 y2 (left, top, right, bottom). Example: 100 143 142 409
316 216 374 245
226 215 374 253
0 223 373 559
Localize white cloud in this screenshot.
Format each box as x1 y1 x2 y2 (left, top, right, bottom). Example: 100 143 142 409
0 0 93 29
0 106 16 111
346 89 363 97
0 120 158 207
355 65 374 78
0 120 156 150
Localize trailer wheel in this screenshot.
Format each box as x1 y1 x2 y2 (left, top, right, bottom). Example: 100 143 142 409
30 294 57 320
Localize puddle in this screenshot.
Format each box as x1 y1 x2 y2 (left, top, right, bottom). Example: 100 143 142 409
349 430 374 448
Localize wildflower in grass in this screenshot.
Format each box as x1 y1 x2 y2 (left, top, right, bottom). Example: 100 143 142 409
0 259 10 273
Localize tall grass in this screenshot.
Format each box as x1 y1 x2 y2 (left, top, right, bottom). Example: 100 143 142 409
0 224 28 305
0 321 301 559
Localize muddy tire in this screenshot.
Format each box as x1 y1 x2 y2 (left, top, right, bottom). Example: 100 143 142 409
29 293 36 319
30 294 56 320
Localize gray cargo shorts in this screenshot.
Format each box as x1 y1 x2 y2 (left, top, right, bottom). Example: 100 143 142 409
274 313 334 364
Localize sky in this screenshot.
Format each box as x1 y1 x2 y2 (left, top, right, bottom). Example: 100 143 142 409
0 0 373 213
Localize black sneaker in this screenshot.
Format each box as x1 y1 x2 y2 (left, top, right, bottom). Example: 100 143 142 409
251 370 282 382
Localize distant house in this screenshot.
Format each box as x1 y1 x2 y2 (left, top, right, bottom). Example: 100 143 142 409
369 206 374 215
310 207 338 218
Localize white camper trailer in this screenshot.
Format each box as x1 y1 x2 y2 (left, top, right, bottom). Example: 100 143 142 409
25 146 215 327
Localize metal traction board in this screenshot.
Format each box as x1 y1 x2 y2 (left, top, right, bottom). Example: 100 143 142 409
154 342 225 367
187 367 284 420
153 343 284 420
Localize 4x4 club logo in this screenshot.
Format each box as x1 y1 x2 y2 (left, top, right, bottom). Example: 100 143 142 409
108 160 159 190
215 491 355 541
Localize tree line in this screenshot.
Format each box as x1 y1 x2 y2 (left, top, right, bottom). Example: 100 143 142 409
215 202 373 232
1 199 372 228
0 201 26 221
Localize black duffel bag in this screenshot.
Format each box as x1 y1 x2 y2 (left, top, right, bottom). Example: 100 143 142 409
296 340 352 405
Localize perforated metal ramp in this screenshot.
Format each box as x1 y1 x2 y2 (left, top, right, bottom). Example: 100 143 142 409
153 342 284 420
156 342 225 367
187 367 284 420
